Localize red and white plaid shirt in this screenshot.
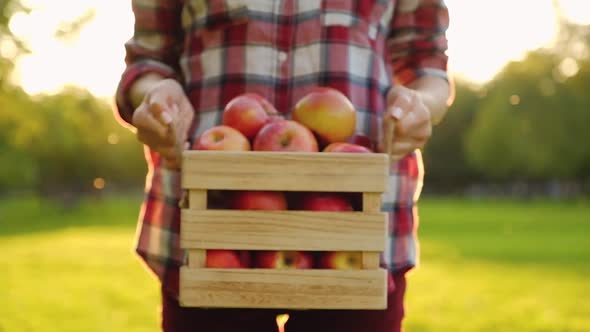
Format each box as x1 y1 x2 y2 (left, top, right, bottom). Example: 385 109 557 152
115 0 449 298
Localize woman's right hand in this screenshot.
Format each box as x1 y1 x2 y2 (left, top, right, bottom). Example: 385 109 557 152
131 78 195 169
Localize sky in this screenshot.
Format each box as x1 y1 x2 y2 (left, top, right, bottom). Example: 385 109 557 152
5 0 590 98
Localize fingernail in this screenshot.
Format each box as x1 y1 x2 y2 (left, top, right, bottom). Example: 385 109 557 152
161 111 173 124
391 107 404 120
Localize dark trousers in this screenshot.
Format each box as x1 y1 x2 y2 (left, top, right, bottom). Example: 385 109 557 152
161 271 406 332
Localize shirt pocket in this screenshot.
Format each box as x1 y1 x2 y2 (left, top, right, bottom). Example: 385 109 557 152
182 0 252 31
321 0 362 28
320 0 375 44
321 0 393 41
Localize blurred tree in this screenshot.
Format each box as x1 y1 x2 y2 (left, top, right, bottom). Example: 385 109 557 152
465 50 590 182
0 0 28 81
427 7 590 194
423 80 482 193
0 1 146 201
0 85 146 199
1 0 588 198
1 0 94 76
0 85 39 190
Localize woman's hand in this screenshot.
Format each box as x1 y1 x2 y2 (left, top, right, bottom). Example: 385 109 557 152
131 78 195 169
381 85 433 160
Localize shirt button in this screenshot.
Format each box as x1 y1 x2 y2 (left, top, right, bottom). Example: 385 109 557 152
278 51 288 62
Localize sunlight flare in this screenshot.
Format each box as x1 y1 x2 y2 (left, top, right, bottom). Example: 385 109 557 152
8 0 590 95
276 313 290 332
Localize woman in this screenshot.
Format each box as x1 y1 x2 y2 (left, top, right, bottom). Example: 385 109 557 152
114 0 452 331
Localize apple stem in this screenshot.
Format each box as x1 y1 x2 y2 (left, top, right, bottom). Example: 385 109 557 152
280 135 291 147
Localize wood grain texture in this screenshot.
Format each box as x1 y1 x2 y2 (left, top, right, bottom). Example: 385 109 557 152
188 250 206 269
179 150 390 310
180 210 387 251
361 252 380 269
189 190 207 210
182 151 389 192
362 192 383 213
179 267 387 309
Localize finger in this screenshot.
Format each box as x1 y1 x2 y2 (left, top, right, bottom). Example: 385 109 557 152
162 149 182 170
147 94 173 127
133 107 170 139
396 107 431 138
137 130 176 148
409 120 432 141
387 94 412 121
175 100 196 145
379 115 396 155
386 86 414 119
161 149 182 170
167 122 182 160
155 145 181 162
381 93 409 154
390 139 425 160
169 103 182 144
162 158 181 170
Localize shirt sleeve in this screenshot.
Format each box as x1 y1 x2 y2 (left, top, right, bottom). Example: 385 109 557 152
115 0 184 125
387 0 450 86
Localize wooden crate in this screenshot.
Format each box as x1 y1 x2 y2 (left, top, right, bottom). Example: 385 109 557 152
179 151 390 310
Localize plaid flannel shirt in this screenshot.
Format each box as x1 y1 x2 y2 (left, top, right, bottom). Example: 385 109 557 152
115 0 449 297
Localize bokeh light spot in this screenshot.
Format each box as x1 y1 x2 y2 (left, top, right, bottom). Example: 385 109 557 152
510 94 521 106
93 177 106 190
107 133 119 145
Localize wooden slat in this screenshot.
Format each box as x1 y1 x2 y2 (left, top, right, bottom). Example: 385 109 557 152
179 268 387 309
189 190 207 210
361 252 380 269
362 192 382 213
180 210 387 251
182 151 388 192
188 250 206 269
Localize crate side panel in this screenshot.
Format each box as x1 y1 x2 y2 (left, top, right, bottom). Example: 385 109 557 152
180 210 387 251
182 151 388 192
179 268 387 309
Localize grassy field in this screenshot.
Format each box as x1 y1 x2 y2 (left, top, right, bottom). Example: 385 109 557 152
1 194 588 332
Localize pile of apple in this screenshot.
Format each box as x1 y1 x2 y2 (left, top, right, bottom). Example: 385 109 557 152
194 87 372 270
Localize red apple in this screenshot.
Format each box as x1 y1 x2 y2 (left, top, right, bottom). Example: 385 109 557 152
254 251 313 269
317 251 362 270
230 191 289 270
231 191 288 210
323 142 373 153
297 192 359 270
241 93 280 117
292 87 356 144
348 133 374 150
207 190 233 209
222 94 278 140
253 120 319 152
206 249 251 268
298 192 354 211
193 125 251 151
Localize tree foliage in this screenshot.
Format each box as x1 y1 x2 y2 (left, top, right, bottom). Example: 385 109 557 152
1 0 589 197
422 80 482 191
0 86 146 196
463 26 590 182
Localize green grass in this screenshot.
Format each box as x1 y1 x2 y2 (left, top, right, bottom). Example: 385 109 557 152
0 195 589 331
406 198 590 332
0 195 160 332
